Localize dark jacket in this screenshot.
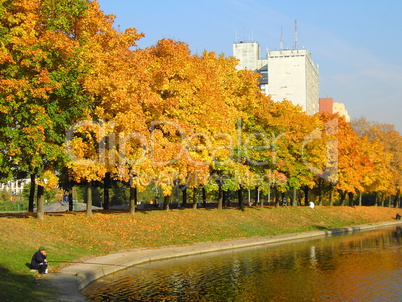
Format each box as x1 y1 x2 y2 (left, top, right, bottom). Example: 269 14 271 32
30 251 46 270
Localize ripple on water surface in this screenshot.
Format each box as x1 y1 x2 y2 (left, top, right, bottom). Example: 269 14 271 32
82 226 402 301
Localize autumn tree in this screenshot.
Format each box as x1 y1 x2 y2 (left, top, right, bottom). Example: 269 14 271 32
319 115 378 206
353 118 402 206
131 39 256 209
60 0 145 215
0 0 95 218
241 97 325 207
269 101 323 206
370 125 402 206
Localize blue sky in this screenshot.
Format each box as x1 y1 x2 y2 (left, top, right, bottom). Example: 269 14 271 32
97 0 402 134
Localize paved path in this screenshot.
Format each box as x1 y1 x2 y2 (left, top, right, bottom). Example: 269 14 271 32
43 203 102 212
42 220 402 301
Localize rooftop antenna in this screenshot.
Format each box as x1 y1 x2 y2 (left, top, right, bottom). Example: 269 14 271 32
243 26 246 42
294 20 298 49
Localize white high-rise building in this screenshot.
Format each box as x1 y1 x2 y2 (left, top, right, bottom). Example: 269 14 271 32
333 102 351 122
267 49 319 115
233 42 319 115
233 42 268 95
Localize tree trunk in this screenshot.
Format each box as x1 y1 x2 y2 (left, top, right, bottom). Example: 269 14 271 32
223 190 228 207
192 187 197 209
129 186 137 215
217 184 223 209
303 186 309 206
68 187 73 211
348 192 354 207
163 195 170 211
274 189 280 208
318 179 323 206
37 184 45 220
393 192 399 208
292 187 297 207
339 190 346 206
28 174 36 212
86 181 93 217
103 172 111 210
182 187 187 205
260 189 265 208
238 185 244 211
175 184 180 205
358 191 362 207
267 188 271 207
202 187 207 208
255 187 260 206
329 188 334 206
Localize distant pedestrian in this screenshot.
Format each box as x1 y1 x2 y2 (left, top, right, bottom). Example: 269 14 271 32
30 246 48 274
309 202 315 210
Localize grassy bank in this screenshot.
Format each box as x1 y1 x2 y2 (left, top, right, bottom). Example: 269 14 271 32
1 205 401 301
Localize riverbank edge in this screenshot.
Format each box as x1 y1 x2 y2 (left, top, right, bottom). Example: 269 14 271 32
43 220 402 302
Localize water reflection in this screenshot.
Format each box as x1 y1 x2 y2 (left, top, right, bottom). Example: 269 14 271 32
82 227 402 301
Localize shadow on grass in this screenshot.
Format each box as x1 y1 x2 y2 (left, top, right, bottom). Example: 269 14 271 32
313 225 329 231
1 202 277 218
313 225 362 237
0 213 36 219
0 265 56 302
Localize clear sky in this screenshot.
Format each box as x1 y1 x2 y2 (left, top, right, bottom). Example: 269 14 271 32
97 0 402 134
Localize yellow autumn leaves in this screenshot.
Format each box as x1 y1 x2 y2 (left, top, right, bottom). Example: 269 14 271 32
1 0 401 207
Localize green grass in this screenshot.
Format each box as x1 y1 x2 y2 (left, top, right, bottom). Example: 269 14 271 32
0 205 400 301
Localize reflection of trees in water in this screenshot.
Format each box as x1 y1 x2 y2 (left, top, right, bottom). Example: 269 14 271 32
394 226 402 242
83 227 402 301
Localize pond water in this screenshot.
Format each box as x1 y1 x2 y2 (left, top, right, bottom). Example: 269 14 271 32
82 226 402 301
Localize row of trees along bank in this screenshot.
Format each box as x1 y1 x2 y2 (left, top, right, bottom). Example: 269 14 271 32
1 1 401 219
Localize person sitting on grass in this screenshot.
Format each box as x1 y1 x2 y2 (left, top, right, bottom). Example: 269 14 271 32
30 246 48 274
